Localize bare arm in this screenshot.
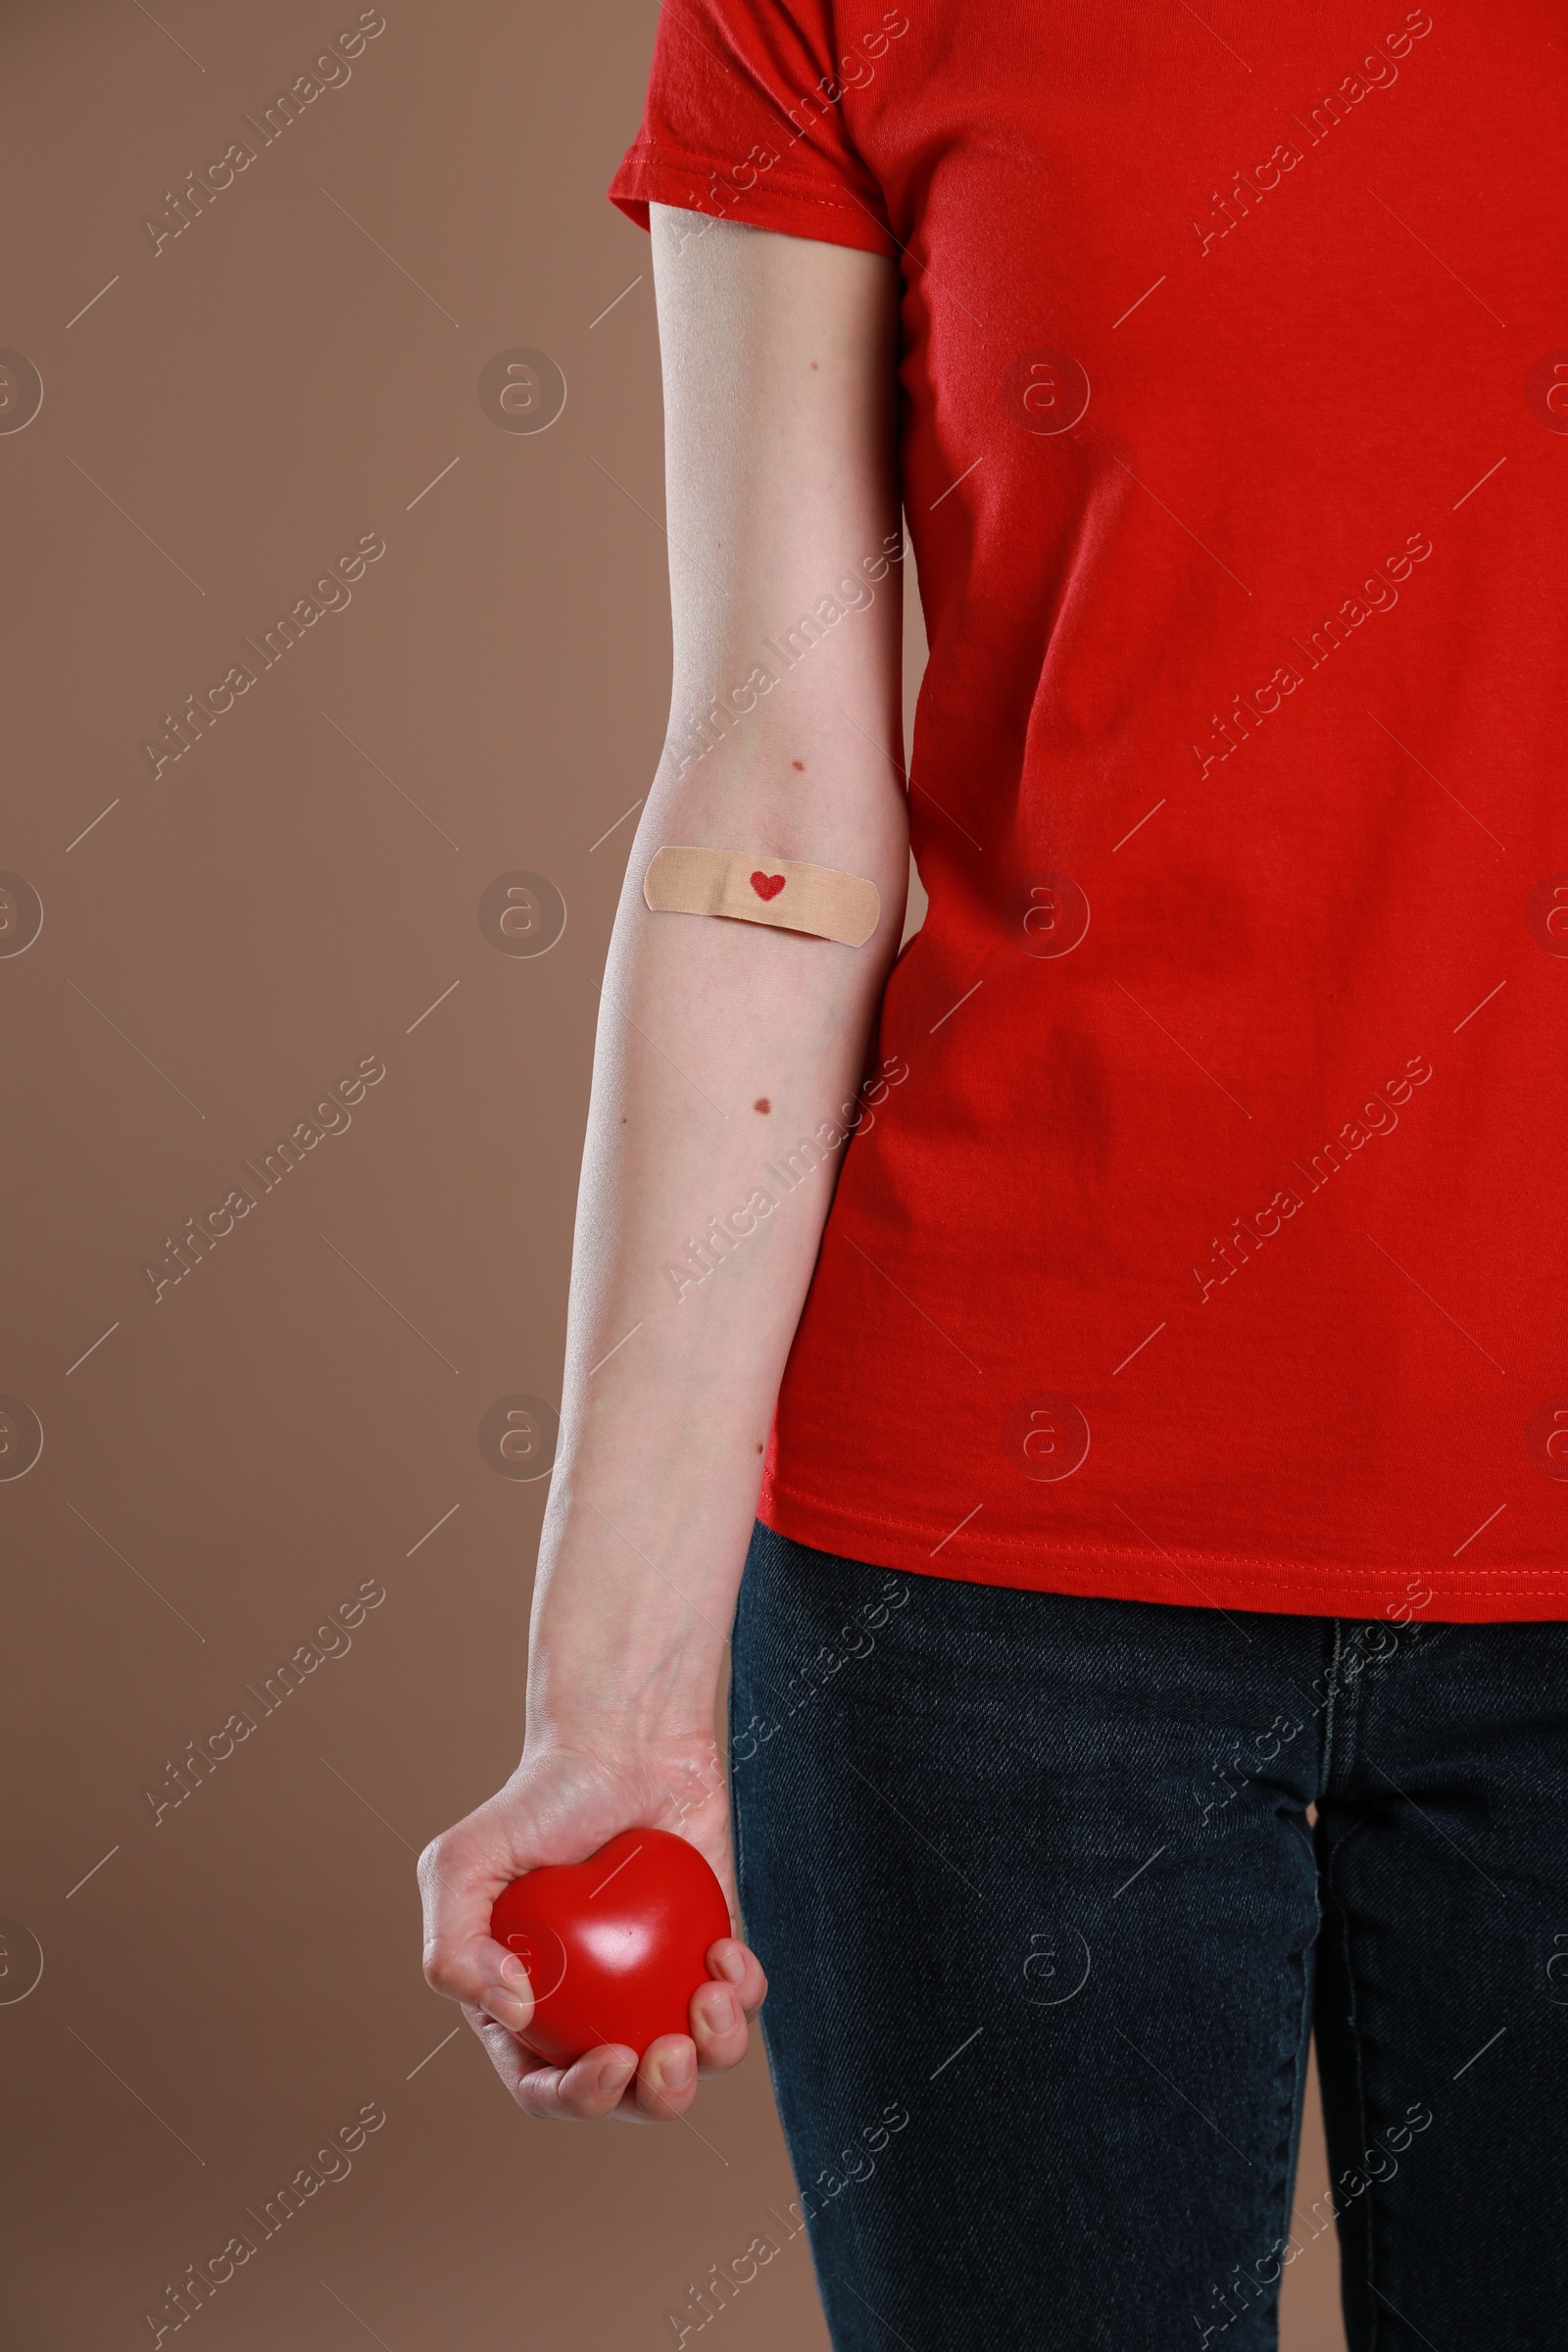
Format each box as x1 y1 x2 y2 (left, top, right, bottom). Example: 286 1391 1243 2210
418 210 906 2122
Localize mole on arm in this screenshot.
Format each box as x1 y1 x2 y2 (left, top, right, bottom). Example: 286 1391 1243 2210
791 759 805 770
754 1097 771 1114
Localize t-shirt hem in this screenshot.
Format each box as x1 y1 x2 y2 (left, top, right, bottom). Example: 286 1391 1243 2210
610 136 898 259
760 1480 1568 1624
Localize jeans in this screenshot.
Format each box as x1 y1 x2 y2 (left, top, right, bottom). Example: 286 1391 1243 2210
727 1524 1568 2350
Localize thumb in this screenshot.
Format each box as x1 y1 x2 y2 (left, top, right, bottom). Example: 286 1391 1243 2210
418 1808 537 2032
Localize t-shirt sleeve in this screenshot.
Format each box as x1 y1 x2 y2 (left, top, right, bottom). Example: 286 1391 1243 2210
609 1 901 260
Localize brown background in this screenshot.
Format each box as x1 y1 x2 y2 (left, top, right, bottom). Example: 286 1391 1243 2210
0 4 1347 2342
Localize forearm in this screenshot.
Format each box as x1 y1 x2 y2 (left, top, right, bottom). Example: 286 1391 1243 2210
525 213 906 1753
528 777 906 1744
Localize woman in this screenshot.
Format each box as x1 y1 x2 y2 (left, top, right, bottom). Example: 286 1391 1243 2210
420 5 1568 2343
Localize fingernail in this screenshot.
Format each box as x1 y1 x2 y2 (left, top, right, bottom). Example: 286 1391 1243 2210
498 1954 530 1984
706 1989 737 2034
598 2053 635 2097
480 1984 526 2026
663 2046 695 2089
716 1947 747 1984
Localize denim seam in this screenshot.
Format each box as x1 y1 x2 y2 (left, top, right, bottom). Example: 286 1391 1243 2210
1329 1814 1381 2351
1320 1622 1345 1796
1271 1886 1318 2334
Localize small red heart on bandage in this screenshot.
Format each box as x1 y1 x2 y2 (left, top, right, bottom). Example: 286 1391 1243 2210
750 871 786 902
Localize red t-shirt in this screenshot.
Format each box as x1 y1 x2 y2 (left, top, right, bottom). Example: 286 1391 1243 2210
612 2 1568 1622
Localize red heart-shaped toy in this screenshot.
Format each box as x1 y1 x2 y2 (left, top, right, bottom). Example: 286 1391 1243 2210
749 870 786 901
489 1829 731 2065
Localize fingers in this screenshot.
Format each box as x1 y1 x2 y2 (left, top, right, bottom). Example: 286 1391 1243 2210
448 1909 766 2126
465 2006 640 2121
461 1951 763 2127
418 1813 536 2028
705 1936 768 2025
688 1984 749 2082
628 1940 764 2116
631 2033 701 2119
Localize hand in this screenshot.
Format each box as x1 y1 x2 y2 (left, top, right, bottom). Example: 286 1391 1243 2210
417 1738 767 2123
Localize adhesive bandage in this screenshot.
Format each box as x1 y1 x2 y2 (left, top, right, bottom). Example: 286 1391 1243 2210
643 847 880 948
